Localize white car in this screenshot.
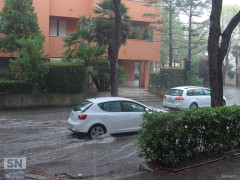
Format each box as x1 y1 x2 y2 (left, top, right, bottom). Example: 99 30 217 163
68 97 165 139
163 86 226 109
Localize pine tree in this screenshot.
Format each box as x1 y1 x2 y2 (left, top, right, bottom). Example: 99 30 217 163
0 0 40 53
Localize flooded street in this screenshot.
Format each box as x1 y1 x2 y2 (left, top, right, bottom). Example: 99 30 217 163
0 85 240 179
0 107 142 177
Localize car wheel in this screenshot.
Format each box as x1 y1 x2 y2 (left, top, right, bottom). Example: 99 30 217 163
190 103 198 109
88 125 106 139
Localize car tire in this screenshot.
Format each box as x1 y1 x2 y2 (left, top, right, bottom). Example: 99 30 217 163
190 103 198 109
88 125 106 139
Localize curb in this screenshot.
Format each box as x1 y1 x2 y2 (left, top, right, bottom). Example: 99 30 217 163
138 162 154 172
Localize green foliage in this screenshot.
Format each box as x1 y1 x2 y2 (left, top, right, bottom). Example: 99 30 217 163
150 68 185 90
188 75 204 86
150 68 203 89
63 14 128 91
9 34 49 93
228 70 235 79
143 26 154 41
118 66 128 83
0 0 40 52
137 105 240 167
0 80 32 94
46 61 87 94
94 2 130 47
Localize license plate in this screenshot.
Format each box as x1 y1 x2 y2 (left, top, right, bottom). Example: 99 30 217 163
68 124 73 130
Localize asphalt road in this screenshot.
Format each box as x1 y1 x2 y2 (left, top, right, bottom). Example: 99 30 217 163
0 106 143 178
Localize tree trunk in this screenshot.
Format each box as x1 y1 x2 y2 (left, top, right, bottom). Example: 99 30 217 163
208 0 240 107
111 0 122 96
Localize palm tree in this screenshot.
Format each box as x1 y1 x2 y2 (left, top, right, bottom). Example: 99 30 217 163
93 0 130 59
94 0 130 96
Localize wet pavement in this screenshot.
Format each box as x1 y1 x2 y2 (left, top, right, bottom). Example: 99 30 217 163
0 82 240 179
0 107 143 178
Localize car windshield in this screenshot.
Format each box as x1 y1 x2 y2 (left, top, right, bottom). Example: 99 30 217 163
166 89 183 96
73 100 93 112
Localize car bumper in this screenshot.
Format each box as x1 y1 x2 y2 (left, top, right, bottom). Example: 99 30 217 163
68 118 89 133
163 101 184 109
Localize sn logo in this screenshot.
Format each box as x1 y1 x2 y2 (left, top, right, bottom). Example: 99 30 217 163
4 158 26 169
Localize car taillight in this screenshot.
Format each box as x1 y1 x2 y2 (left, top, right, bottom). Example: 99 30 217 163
78 114 87 120
175 97 184 100
163 96 166 98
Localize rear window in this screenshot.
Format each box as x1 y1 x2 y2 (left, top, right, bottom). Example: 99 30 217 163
73 101 93 112
167 89 183 96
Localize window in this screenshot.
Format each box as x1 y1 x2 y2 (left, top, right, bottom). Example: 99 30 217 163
122 102 145 112
193 89 204 95
73 101 93 112
187 90 193 96
99 101 121 112
50 19 67 37
167 89 183 96
203 89 211 95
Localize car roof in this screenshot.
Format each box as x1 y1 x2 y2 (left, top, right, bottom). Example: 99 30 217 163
87 97 137 104
170 86 209 90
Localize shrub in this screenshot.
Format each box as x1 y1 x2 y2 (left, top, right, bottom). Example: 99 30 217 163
46 61 87 94
228 70 235 79
150 67 204 89
0 80 32 94
9 34 49 93
136 105 240 167
150 68 185 89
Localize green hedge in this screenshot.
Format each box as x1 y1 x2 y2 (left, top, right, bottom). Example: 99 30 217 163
0 80 32 94
150 68 185 89
46 61 87 94
137 105 240 167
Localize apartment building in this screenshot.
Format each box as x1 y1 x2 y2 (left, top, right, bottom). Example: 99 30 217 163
0 0 161 88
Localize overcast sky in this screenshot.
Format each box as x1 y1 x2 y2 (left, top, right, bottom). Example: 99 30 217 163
223 0 240 6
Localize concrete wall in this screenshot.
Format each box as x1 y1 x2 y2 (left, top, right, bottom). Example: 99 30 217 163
0 89 110 110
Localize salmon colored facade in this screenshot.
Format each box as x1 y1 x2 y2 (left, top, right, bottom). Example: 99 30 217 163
0 0 161 88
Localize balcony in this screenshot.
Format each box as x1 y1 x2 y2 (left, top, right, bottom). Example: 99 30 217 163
49 0 92 18
119 39 160 61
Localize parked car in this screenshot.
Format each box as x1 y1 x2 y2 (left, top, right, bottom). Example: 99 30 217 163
163 86 226 109
68 97 166 139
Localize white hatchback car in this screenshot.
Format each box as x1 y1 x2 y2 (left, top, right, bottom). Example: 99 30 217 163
163 86 226 109
68 97 165 139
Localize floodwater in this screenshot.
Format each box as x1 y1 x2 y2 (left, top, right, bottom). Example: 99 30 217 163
0 107 142 177
0 85 240 178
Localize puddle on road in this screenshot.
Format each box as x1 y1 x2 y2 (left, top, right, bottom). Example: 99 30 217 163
65 134 116 149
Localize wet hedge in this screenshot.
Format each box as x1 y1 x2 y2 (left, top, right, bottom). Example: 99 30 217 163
0 80 32 94
136 105 240 167
46 61 87 94
0 62 87 94
150 68 185 89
